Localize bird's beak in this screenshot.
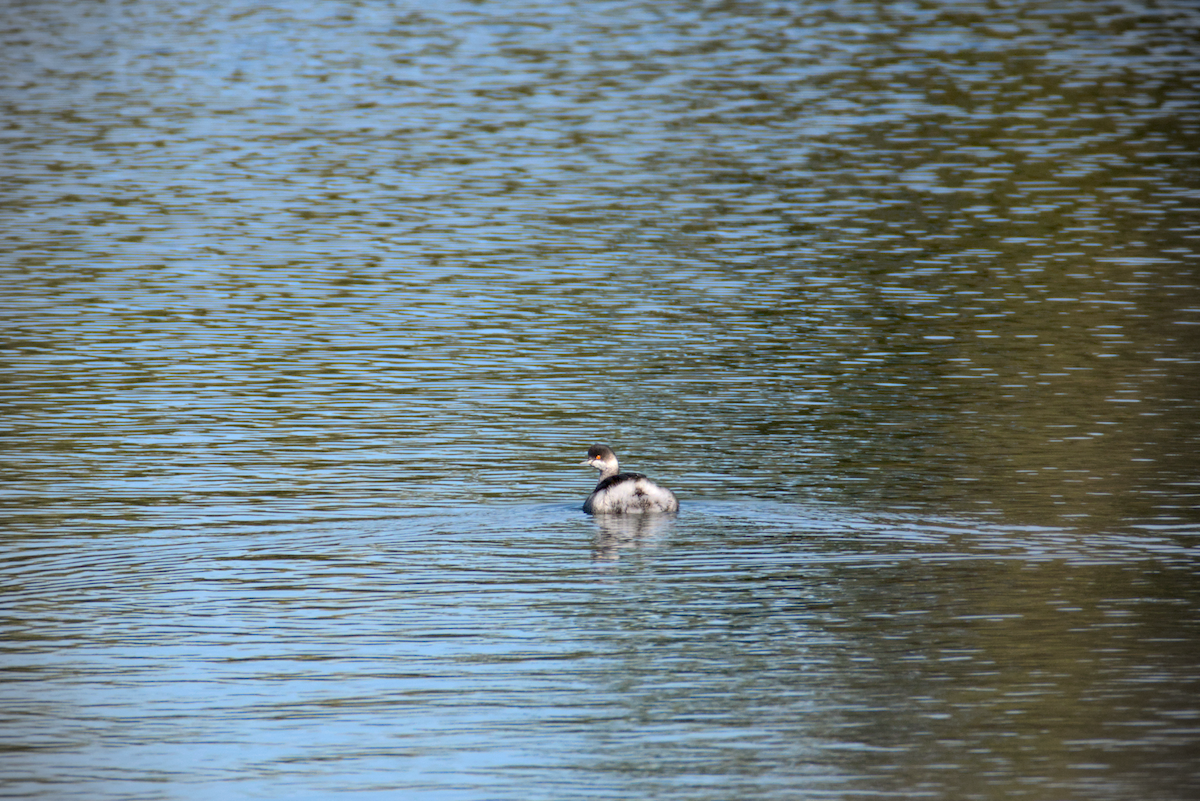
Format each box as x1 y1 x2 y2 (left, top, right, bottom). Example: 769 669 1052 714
580 459 592 466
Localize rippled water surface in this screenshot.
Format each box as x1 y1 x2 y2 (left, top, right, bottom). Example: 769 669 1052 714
3 0 1200 798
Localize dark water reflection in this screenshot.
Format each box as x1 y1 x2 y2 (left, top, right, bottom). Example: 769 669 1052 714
3 0 1200 798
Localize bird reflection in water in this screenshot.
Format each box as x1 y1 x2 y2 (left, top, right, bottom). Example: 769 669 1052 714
590 513 676 561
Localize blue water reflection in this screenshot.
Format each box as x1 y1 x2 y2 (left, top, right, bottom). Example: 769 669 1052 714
3 504 1198 799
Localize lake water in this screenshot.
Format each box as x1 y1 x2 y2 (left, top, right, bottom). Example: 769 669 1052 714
3 0 1199 798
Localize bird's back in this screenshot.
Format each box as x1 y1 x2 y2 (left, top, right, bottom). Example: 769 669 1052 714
584 472 678 514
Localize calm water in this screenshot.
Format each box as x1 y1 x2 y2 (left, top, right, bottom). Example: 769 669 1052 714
3 0 1200 798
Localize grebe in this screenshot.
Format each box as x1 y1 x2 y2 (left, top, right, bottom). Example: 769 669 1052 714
580 445 679 514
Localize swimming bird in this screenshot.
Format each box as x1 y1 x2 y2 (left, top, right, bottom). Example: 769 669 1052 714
580 445 679 514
